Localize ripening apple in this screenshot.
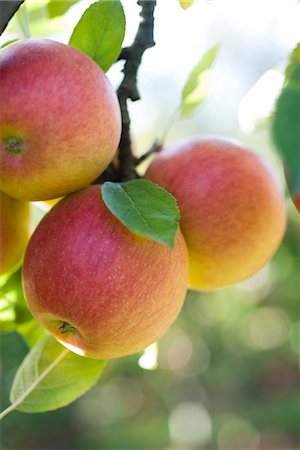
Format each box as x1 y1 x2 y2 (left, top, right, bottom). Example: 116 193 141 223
0 191 31 275
0 39 121 201
22 185 188 359
145 137 287 291
291 192 300 213
284 168 300 214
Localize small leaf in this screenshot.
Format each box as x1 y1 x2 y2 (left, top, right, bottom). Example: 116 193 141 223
102 180 180 249
272 45 300 197
47 0 80 19
179 0 195 10
1 39 19 48
10 335 105 413
69 0 126 72
181 44 220 117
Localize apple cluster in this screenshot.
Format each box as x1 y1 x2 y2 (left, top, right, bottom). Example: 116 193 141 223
0 39 287 360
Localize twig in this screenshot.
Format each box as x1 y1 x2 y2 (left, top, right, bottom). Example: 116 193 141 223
0 0 25 35
116 0 156 181
135 140 163 166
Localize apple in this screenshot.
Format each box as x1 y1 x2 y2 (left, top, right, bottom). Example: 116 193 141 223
0 39 121 201
145 137 287 291
290 193 300 213
284 168 300 214
22 185 188 359
0 191 31 275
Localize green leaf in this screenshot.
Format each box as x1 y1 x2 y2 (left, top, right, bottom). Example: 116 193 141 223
179 0 195 10
102 180 180 249
272 45 300 196
9 335 105 413
15 3 31 38
1 39 19 48
180 44 220 117
0 269 33 332
47 0 80 19
285 43 300 82
17 320 47 348
69 0 126 72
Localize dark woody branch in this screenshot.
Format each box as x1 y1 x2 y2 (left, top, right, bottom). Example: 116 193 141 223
116 0 157 182
0 1 25 36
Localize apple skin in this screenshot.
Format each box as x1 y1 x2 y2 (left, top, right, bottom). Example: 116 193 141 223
22 185 188 359
284 168 300 214
145 137 287 291
0 191 31 275
0 39 121 201
291 193 300 213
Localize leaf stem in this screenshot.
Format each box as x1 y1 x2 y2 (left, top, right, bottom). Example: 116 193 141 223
0 348 69 421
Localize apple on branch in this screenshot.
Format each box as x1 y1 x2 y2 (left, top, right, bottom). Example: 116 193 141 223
145 137 287 291
0 39 121 201
22 185 189 360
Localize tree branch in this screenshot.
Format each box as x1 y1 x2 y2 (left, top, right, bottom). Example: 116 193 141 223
0 0 25 35
116 0 156 181
134 140 163 166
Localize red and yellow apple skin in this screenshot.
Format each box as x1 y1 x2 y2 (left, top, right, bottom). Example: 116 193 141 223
0 191 31 275
284 168 300 214
0 39 121 201
291 193 300 213
145 137 287 291
22 185 188 359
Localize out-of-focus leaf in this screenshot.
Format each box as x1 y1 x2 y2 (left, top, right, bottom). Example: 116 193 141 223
15 3 30 38
9 335 106 413
47 0 80 19
180 44 220 117
102 180 180 249
17 320 47 348
285 43 300 82
1 39 19 48
272 44 300 201
69 0 126 72
0 269 32 332
179 0 195 10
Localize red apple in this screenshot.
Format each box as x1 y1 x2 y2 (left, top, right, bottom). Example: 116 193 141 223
22 185 188 359
290 193 300 213
284 167 300 214
0 39 121 201
0 191 31 275
145 137 287 291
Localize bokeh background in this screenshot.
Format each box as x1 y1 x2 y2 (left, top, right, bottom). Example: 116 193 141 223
1 0 300 449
